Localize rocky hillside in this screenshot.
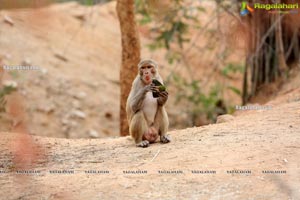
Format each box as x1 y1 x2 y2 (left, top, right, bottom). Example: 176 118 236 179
0 1 244 138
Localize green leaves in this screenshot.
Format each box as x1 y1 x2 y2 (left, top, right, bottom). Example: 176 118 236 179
221 63 244 78
140 14 152 25
54 0 102 6
172 74 222 121
135 0 205 64
0 96 6 113
0 85 17 113
227 86 241 95
83 0 94 6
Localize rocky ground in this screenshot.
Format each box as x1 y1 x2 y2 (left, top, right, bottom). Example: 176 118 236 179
0 2 123 138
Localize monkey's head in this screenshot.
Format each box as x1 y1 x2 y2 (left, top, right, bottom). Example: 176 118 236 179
138 59 158 85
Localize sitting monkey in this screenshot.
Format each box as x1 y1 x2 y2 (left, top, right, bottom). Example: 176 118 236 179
126 59 171 148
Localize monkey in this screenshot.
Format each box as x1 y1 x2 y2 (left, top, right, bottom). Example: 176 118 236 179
126 59 171 148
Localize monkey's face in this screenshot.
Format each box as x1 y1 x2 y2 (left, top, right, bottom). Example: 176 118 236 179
140 65 156 85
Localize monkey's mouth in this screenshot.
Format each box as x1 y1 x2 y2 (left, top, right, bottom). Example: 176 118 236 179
145 75 151 82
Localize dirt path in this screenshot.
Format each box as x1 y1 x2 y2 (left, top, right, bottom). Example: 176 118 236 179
1 93 300 200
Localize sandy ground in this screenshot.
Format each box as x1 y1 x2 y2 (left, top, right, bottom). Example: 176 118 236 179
0 87 299 200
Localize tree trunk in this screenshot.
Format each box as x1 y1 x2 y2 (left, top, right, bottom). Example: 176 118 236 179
241 0 295 103
275 4 288 73
116 0 141 136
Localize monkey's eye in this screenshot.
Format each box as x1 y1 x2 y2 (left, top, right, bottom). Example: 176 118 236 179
147 66 152 69
141 66 146 69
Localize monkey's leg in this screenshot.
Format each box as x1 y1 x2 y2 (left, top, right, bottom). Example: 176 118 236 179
129 111 150 148
154 106 171 143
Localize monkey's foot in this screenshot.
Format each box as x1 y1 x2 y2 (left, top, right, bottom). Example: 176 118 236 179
136 140 150 148
160 135 171 143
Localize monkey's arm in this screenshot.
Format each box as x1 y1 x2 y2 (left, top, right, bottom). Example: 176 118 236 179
130 84 154 113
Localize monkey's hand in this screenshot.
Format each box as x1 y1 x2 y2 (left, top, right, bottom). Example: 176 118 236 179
157 91 168 106
148 84 161 94
143 84 156 93
136 140 150 148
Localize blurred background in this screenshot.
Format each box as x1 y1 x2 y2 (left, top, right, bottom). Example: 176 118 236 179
0 0 299 138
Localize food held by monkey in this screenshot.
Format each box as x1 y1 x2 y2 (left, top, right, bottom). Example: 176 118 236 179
126 59 171 147
152 79 166 98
